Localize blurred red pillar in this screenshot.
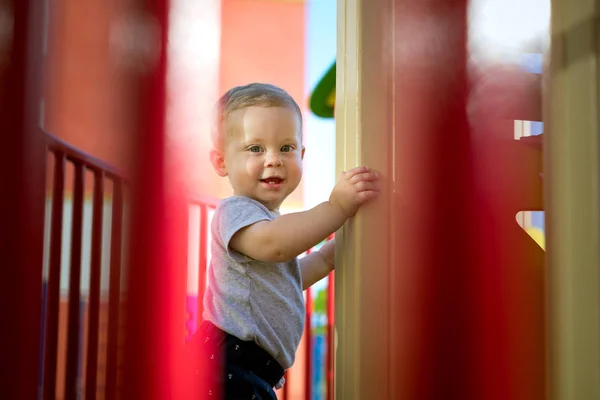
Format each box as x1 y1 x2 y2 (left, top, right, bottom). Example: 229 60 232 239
391 2 478 398
0 0 46 398
390 5 545 399
469 67 545 400
120 0 190 398
392 19 545 400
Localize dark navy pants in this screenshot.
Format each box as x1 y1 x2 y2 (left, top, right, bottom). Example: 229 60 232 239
187 321 284 400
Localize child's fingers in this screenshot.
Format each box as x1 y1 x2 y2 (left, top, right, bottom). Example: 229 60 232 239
354 181 379 192
349 171 378 184
343 166 370 180
356 190 379 202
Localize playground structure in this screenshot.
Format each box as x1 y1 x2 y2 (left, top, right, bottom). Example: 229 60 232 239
1 0 599 400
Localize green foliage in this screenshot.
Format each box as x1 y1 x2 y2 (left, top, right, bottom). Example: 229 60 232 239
313 288 327 315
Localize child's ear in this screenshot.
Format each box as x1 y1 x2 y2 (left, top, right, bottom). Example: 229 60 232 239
301 146 306 160
209 148 228 177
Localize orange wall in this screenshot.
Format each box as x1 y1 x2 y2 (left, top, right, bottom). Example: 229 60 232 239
44 0 135 174
220 0 305 103
45 0 307 209
218 0 306 207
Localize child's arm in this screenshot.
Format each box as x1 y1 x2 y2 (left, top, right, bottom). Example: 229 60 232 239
229 166 379 263
300 239 335 290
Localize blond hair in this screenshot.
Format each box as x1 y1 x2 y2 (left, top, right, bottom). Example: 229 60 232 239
212 83 303 149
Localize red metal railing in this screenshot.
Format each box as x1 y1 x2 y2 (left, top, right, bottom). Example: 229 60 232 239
41 131 335 399
43 132 128 400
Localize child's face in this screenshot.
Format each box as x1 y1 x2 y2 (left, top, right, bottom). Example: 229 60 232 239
218 106 304 210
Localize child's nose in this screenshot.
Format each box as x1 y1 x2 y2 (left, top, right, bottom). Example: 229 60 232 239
264 153 283 167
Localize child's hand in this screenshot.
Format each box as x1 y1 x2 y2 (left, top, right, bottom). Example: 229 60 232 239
329 166 380 218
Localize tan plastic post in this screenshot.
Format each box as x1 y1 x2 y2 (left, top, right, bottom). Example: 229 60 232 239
546 0 600 399
335 0 393 398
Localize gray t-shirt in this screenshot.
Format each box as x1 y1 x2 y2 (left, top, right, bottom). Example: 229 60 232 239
202 196 305 369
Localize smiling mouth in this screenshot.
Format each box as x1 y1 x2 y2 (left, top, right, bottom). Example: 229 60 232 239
260 177 284 185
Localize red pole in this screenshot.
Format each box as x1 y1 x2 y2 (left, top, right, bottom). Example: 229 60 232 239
121 0 191 399
44 151 65 399
282 372 289 399
104 177 123 400
87 171 105 400
0 0 46 398
390 1 477 398
388 3 544 399
469 67 545 400
197 204 208 322
64 162 85 400
304 286 313 400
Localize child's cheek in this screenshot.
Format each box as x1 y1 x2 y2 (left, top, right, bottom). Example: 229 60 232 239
245 156 260 176
284 152 302 162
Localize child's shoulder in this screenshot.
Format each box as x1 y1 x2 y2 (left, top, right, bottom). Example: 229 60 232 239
218 195 263 208
213 196 276 235
216 196 272 216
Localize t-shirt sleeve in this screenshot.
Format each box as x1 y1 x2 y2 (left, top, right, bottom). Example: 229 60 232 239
214 197 272 262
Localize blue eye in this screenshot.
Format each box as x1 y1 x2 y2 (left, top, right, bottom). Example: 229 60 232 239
281 145 293 152
249 146 261 153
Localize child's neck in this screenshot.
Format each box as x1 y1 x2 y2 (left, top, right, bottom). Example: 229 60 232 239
232 192 281 213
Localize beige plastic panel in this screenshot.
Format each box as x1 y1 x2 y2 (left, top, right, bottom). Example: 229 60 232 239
335 0 393 398
546 0 600 399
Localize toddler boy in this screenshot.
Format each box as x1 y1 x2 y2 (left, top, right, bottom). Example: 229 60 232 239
193 83 379 399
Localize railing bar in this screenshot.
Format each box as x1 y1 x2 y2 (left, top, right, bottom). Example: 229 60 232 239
85 170 104 400
197 204 208 329
64 162 85 400
45 131 129 182
282 372 289 400
62 156 126 184
105 178 124 400
304 286 313 400
43 150 66 399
